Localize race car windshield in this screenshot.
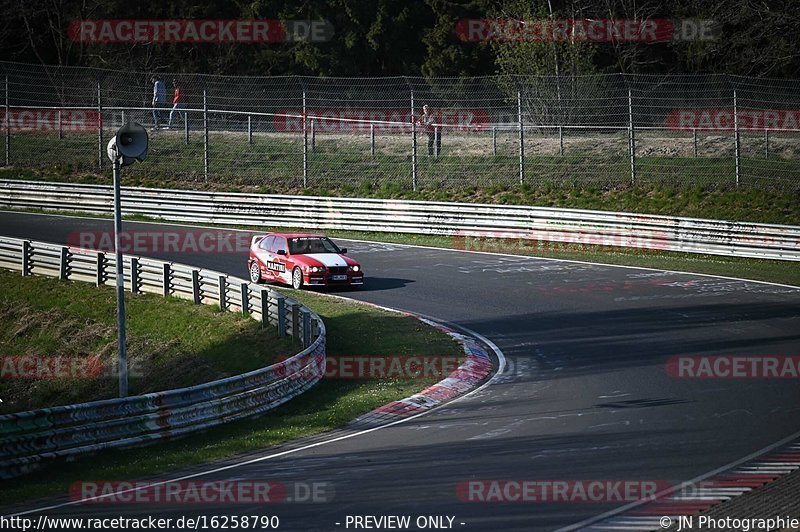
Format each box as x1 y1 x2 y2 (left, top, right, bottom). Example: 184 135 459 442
288 237 340 255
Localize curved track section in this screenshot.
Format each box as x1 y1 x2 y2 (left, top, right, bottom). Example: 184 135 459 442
2 211 800 531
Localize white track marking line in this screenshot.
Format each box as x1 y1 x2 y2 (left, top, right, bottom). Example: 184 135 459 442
10 321 505 517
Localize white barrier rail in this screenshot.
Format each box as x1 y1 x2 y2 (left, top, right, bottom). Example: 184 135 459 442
0 235 326 479
0 179 798 261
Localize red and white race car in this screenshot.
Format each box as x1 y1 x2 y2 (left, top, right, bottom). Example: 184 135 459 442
248 232 364 289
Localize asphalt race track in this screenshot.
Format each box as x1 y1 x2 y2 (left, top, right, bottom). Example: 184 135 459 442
2 211 800 531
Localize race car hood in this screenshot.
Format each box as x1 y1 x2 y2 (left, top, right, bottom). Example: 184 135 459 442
300 253 349 268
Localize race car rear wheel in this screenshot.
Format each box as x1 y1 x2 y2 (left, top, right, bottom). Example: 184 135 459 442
291 267 304 290
249 261 264 284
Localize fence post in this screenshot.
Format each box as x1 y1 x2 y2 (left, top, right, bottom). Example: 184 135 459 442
492 126 497 156
217 275 227 310
410 87 417 191
434 125 440 158
203 89 209 181
247 115 252 145
627 89 636 186
517 89 524 185
734 89 740 186
21 240 31 276
130 257 140 294
4 75 9 166
240 282 249 315
97 80 103 170
558 126 564 156
370 124 375 157
191 269 201 304
184 110 189 144
302 309 311 347
764 128 769 159
58 109 63 140
310 118 316 152
162 262 171 296
693 128 698 157
276 293 286 336
302 90 308 187
59 246 70 280
96 251 105 286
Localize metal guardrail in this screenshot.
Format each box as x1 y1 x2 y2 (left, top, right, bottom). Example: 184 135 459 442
1 179 798 261
0 235 326 479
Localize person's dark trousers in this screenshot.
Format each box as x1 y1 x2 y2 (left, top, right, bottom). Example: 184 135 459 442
427 131 441 156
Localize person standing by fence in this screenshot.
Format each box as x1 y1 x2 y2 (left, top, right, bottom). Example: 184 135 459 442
168 79 186 129
151 76 166 129
417 104 441 156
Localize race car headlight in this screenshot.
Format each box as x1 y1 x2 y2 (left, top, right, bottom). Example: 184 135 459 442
308 266 324 273
350 265 360 272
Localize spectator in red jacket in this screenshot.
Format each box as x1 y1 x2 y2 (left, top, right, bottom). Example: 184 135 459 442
167 79 186 128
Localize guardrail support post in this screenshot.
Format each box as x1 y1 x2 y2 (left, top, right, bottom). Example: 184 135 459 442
370 124 375 157
517 89 524 185
218 274 227 310
21 240 31 276
191 269 201 304
291 302 300 341
96 252 105 286
301 309 311 347
130 257 140 294
203 89 209 182
259 288 270 328
162 263 171 296
59 246 70 280
628 89 636 186
240 282 249 315
276 294 286 336
97 80 103 170
734 89 740 186
247 115 252 145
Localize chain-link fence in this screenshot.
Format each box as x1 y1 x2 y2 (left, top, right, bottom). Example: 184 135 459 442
2 61 799 191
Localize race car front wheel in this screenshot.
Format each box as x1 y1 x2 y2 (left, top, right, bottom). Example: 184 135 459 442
249 261 263 284
291 267 304 290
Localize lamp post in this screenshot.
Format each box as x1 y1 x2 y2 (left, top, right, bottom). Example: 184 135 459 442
106 122 148 397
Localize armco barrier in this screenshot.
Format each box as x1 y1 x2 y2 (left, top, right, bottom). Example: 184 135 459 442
0 236 326 479
1 179 798 261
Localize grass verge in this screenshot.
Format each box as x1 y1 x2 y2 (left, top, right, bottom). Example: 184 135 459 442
0 272 462 506
0 269 297 414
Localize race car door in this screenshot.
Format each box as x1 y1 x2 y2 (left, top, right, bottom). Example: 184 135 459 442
268 235 292 284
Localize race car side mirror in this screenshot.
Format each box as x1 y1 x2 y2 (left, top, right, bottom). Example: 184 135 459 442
340 248 347 254
277 249 287 255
